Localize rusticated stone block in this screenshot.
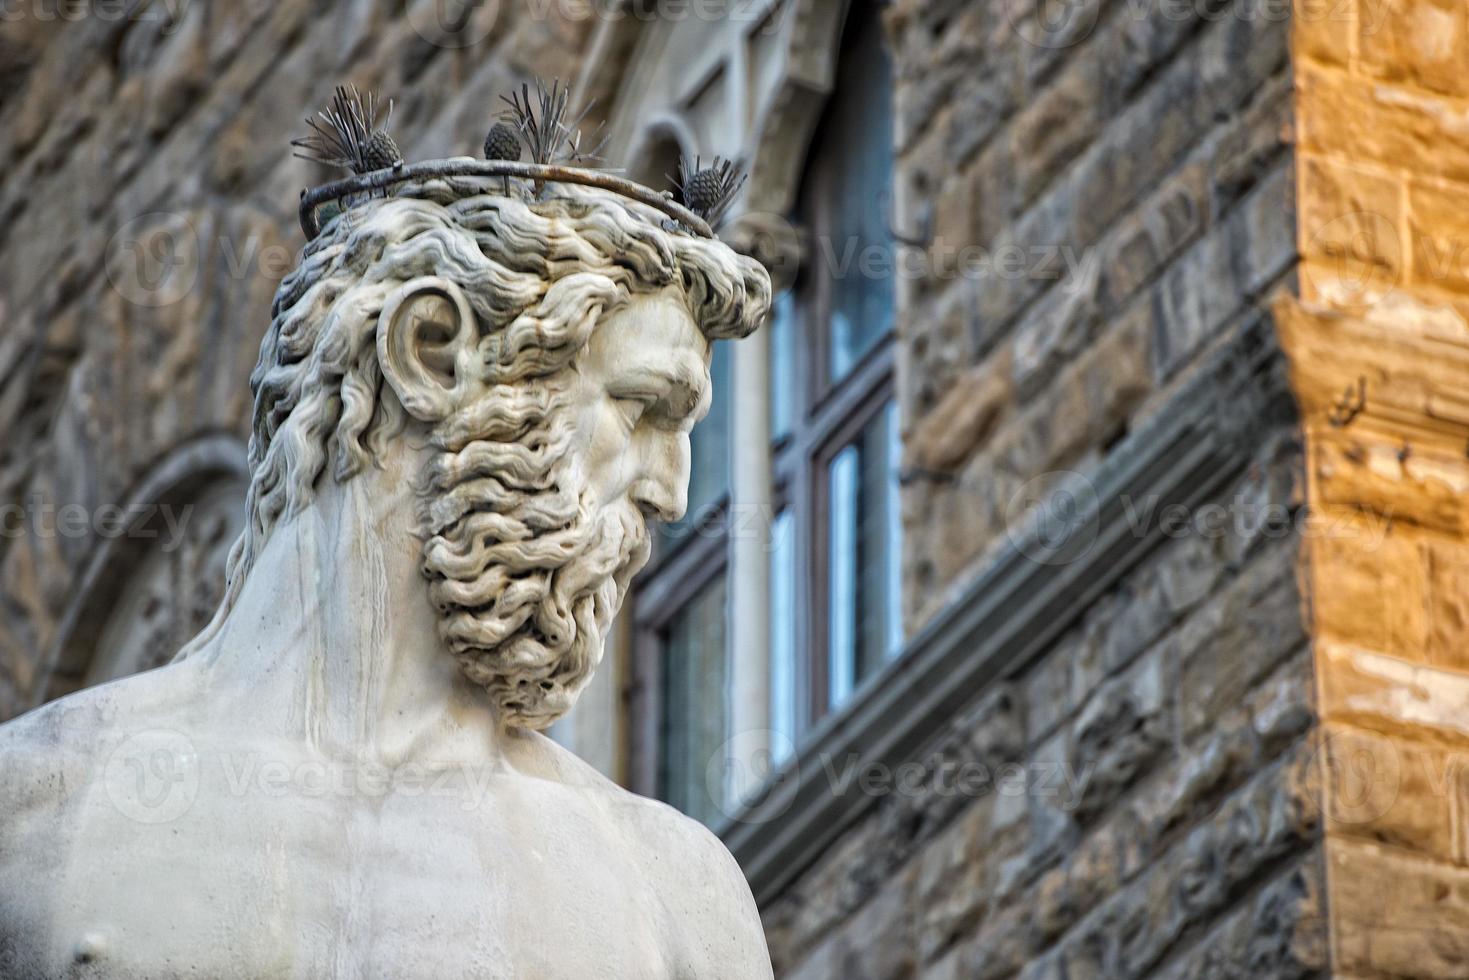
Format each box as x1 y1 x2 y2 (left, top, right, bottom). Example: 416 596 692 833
1317 639 1469 743
1330 837 1469 978
904 344 1012 474
1097 0 1203 113
1056 746 1318 979
1408 177 1469 293
1297 67 1469 185
1294 0 1355 69
1211 77 1294 218
1319 723 1469 866
1298 155 1404 294
1313 429 1469 533
1425 538 1469 669
1148 855 1326 980
959 901 1029 980
1100 163 1209 313
1067 652 1170 825
141 1 208 139
914 799 1000 965
1358 0 1469 98
1011 53 1101 208
1178 542 1307 739
1150 225 1241 380
1308 515 1430 657
1034 304 1151 470
1010 253 1100 402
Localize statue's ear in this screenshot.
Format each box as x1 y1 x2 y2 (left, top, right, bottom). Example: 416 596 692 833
377 277 480 422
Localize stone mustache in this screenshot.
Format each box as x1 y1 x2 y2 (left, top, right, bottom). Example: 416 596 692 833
0 179 774 979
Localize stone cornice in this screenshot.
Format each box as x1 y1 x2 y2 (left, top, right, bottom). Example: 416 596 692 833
720 316 1289 906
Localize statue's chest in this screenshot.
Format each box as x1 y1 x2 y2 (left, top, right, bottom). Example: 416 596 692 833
30 790 673 979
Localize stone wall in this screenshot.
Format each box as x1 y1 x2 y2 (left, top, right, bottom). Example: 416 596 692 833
756 0 1330 977
891 0 1297 633
0 0 590 718
1284 0 1469 974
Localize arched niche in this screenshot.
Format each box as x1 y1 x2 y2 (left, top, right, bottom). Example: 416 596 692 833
36 436 247 704
625 116 697 196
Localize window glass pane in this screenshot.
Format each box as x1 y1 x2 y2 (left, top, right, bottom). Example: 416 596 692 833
769 509 797 765
819 13 895 382
658 574 729 826
658 341 731 546
827 446 859 708
769 289 795 442
827 400 903 712
883 401 903 658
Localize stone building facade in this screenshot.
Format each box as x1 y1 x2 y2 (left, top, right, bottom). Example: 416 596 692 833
0 0 1466 978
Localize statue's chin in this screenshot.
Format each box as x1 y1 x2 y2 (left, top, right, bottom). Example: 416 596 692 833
428 476 652 728
444 509 646 731
452 603 610 732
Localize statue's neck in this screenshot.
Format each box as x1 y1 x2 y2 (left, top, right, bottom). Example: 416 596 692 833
195 445 505 764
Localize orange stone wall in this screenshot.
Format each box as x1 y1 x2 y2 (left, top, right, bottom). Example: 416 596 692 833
1288 0 1469 974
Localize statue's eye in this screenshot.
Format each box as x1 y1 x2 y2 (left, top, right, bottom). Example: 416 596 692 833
613 395 651 425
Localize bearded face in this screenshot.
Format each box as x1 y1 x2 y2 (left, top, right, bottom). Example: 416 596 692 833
418 289 712 730
221 192 767 728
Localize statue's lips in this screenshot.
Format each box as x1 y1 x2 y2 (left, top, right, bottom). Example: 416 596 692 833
299 157 716 241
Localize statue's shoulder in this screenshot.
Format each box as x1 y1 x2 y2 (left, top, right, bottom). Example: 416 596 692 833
611 793 773 977
516 731 764 911
528 741 772 977
0 662 200 814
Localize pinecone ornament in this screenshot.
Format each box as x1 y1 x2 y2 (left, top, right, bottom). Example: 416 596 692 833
293 86 402 177
483 122 522 161
674 156 746 228
359 129 402 172
681 167 726 216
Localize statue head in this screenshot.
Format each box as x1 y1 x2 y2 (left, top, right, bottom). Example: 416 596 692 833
224 180 770 730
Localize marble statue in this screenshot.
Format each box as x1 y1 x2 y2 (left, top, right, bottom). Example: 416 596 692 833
0 175 773 977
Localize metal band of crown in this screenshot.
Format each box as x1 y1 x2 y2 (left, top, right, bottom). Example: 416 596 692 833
298 159 715 240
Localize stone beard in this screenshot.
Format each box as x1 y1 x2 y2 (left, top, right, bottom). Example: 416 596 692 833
198 180 770 730
421 388 651 729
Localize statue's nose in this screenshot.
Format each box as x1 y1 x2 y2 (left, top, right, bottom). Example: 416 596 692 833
629 475 684 524
628 434 688 523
